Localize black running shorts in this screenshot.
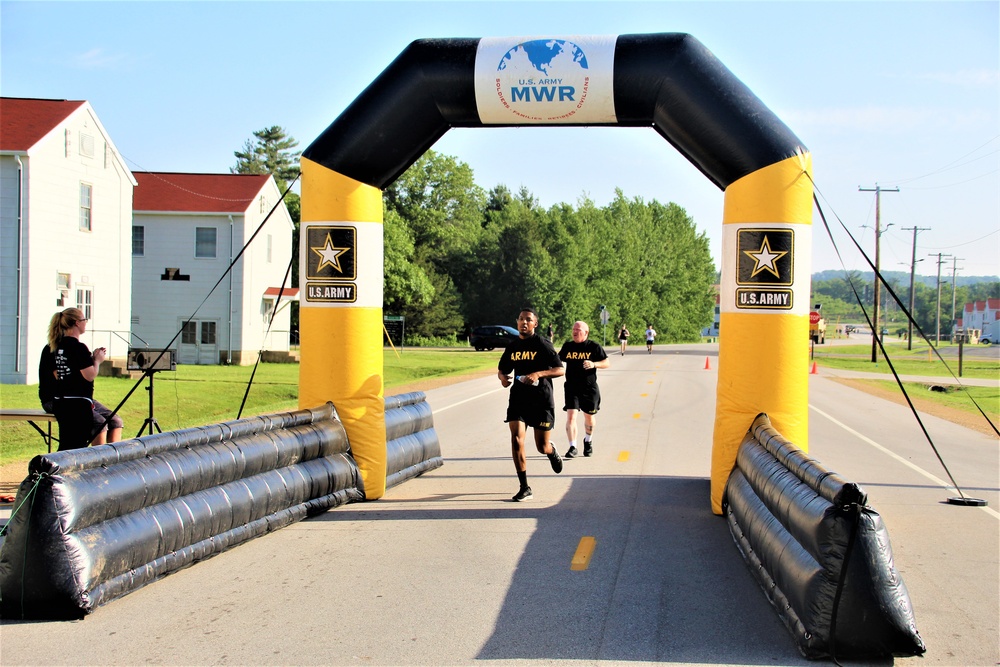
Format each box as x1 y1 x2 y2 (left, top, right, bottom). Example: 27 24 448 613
563 383 601 415
505 398 555 431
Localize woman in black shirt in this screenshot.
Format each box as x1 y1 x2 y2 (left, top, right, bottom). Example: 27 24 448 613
45 308 124 445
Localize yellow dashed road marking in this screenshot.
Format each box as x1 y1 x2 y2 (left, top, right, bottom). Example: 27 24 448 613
618 451 630 462
571 536 597 571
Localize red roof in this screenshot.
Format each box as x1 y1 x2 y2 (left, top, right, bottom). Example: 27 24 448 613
0 98 86 151
263 287 299 299
133 172 271 214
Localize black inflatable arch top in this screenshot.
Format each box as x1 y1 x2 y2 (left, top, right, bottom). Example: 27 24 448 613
303 33 806 191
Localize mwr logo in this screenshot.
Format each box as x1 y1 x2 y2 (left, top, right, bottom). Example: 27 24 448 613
306 282 357 303
307 226 356 281
493 39 595 122
736 229 794 286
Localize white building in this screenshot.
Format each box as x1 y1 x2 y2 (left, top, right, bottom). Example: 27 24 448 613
957 298 1000 343
131 172 296 365
0 97 136 385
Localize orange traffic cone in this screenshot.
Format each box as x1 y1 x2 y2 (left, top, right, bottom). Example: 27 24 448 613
810 361 818 375
704 357 711 370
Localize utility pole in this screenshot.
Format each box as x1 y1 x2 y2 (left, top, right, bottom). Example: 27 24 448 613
901 226 930 350
860 184 899 362
950 256 964 327
929 252 952 346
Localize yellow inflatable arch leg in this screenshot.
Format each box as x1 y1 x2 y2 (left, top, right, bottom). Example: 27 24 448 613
299 157 387 499
711 153 813 515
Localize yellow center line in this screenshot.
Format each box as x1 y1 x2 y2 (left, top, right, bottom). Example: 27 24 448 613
632 413 641 419
618 451 630 462
571 536 597 571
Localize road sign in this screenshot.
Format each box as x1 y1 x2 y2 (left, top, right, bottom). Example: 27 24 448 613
600 308 610 325
809 311 821 325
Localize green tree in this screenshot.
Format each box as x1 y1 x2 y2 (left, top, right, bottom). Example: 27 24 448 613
383 151 486 338
232 126 301 186
383 206 434 313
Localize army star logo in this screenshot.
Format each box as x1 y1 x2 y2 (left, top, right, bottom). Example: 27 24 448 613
311 233 350 274
743 236 789 279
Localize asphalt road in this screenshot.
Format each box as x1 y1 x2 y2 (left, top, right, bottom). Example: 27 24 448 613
1 343 997 667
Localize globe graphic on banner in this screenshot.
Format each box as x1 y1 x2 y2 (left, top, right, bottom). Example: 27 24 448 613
493 39 592 122
497 39 590 75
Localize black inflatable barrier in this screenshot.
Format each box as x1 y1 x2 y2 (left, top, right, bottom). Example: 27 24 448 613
724 413 925 659
384 391 443 490
0 402 362 620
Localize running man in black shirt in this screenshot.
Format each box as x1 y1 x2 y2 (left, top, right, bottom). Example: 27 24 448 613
558 321 610 458
498 308 565 502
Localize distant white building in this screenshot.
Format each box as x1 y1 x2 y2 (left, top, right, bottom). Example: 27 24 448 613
0 97 136 385
131 172 296 365
956 298 1000 342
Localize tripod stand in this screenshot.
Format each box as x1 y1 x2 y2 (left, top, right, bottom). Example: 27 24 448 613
136 370 163 437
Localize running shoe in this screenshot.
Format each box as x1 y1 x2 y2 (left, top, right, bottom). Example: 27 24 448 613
548 450 563 474
565 446 579 459
512 486 533 502
583 440 594 457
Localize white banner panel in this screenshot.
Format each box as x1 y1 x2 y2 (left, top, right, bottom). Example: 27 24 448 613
300 221 383 308
720 222 812 315
475 36 618 125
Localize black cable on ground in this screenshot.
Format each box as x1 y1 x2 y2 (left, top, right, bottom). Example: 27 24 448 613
808 176 993 504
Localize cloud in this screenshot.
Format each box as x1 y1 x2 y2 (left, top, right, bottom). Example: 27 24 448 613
70 48 127 70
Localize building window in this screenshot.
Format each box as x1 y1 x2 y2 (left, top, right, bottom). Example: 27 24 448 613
181 321 197 345
201 321 217 345
195 227 217 258
80 183 92 231
76 287 93 319
132 226 145 256
57 273 71 307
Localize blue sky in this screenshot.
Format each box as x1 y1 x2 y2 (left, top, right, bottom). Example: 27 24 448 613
2 1 997 279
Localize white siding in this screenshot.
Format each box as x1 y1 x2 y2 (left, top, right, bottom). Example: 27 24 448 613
131 176 293 365
0 155 26 380
1 105 134 385
131 212 235 361
239 179 294 358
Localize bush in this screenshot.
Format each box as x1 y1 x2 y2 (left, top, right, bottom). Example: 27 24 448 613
402 335 467 348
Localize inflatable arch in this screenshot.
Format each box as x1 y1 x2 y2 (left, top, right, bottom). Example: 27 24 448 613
299 33 813 512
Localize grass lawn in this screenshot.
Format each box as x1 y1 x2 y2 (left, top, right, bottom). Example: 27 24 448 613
0 349 500 467
812 342 999 380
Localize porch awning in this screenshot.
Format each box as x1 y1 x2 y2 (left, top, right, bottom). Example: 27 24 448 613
263 287 299 301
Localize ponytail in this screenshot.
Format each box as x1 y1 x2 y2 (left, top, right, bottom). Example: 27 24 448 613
48 308 84 352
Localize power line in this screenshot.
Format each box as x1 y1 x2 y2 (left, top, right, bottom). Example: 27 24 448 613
890 135 1000 185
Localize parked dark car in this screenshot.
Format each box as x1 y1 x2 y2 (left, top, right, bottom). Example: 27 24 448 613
470 325 519 351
